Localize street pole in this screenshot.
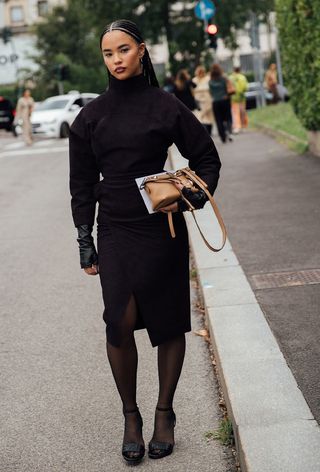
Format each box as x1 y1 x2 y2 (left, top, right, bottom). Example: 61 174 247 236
57 64 64 94
204 17 208 33
58 81 64 95
250 11 266 108
274 26 284 88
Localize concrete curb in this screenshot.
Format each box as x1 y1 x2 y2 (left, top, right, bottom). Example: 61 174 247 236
169 146 320 472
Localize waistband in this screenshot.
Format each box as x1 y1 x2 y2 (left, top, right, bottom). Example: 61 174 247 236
99 169 165 183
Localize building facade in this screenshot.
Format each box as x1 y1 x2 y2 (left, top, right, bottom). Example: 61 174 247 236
0 0 65 86
215 13 277 74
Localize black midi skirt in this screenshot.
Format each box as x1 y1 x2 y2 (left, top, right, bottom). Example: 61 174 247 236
97 210 191 348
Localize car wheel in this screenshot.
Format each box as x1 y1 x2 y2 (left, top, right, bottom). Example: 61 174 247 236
60 122 70 138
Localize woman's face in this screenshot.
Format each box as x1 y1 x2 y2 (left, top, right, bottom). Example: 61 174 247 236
101 30 145 80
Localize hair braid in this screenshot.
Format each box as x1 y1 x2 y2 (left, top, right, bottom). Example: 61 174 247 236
100 19 159 88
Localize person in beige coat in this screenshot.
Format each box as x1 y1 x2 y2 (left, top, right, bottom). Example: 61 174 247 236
15 89 34 145
192 66 214 136
264 63 279 104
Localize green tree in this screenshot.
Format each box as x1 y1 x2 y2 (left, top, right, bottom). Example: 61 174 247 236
83 0 274 67
276 0 320 131
82 0 275 72
33 0 275 96
33 2 107 97
82 0 206 74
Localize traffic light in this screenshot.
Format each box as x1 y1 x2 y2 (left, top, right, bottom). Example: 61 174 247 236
53 64 70 81
207 24 218 50
1 27 12 44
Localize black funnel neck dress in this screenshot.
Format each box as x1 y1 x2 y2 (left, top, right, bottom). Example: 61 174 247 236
69 73 221 347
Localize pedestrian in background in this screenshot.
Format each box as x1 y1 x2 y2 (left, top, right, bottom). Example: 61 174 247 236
69 19 221 465
163 75 175 93
173 69 197 111
15 89 34 145
209 64 233 143
193 65 214 136
265 63 280 104
229 66 248 134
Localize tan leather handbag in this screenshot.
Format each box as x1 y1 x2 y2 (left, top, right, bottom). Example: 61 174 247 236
140 167 227 252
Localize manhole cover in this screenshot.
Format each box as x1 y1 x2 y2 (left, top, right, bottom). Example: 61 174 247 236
250 269 320 290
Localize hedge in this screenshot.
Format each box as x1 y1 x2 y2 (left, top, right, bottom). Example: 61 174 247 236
276 0 320 131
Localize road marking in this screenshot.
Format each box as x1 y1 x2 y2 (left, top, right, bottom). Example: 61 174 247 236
3 142 25 150
0 146 68 158
33 139 58 147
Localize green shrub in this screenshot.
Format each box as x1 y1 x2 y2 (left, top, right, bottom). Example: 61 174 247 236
276 0 320 131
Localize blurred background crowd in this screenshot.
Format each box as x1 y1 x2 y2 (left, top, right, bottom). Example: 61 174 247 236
0 0 318 154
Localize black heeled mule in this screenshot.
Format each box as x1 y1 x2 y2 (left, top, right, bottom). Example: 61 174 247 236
148 406 176 460
122 408 145 465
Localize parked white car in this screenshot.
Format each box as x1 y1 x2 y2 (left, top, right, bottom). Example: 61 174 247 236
30 92 98 138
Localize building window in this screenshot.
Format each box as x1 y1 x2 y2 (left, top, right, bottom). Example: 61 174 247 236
38 0 49 17
10 6 24 23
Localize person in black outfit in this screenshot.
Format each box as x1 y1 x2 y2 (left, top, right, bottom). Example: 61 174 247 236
69 19 221 465
209 63 233 143
172 69 198 111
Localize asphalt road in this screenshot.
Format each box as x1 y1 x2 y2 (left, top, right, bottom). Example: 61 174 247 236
214 130 320 424
0 134 236 472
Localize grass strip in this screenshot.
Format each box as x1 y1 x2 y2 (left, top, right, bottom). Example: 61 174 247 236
248 103 308 154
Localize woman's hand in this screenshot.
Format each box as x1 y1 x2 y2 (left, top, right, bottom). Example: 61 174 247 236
159 181 183 213
76 224 99 272
84 265 99 276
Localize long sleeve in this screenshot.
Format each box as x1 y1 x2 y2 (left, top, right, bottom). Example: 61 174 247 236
171 97 221 195
69 111 100 227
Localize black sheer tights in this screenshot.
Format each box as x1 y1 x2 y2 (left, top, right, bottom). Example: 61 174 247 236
106 295 186 450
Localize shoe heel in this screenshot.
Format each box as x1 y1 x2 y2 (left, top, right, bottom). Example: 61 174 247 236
148 406 176 460
122 408 145 464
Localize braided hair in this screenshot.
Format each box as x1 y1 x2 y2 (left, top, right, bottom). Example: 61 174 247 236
100 19 159 88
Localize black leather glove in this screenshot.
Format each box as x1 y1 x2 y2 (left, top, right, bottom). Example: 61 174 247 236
177 187 208 212
76 224 98 269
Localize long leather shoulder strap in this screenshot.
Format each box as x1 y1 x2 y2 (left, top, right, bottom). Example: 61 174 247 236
168 212 176 238
181 168 227 252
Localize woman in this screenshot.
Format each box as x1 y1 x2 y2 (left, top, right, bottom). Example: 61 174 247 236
15 89 34 145
193 65 214 135
69 19 221 465
209 64 233 143
172 69 197 111
264 63 280 104
229 66 249 133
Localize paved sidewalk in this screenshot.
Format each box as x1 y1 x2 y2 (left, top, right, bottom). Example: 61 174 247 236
216 131 320 423
0 137 236 471
170 135 320 472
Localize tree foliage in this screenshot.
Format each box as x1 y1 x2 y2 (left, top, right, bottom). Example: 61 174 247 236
276 0 320 131
82 0 206 74
32 2 106 97
82 0 274 72
33 0 275 97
